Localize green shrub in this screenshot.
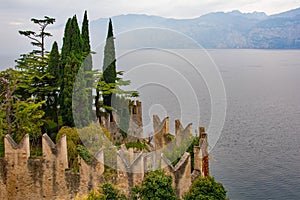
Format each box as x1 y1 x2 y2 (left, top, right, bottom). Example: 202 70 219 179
183 176 228 200
125 141 149 151
84 183 127 200
77 145 93 164
132 170 177 200
56 126 81 171
163 136 194 166
0 133 4 157
43 119 60 141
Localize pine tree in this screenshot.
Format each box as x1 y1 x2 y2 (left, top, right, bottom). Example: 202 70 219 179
16 16 56 102
19 16 55 58
0 69 45 143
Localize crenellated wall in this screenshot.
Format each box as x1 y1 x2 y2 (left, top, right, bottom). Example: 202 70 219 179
0 134 105 200
193 127 209 179
0 115 209 199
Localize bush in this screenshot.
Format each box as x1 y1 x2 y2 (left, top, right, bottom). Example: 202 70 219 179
163 136 194 166
84 183 127 200
56 126 81 171
183 176 228 200
132 170 177 200
77 145 93 164
0 133 4 157
125 141 149 151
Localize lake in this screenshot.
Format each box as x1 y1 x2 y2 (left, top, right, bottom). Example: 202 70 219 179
2 49 300 199
115 49 300 200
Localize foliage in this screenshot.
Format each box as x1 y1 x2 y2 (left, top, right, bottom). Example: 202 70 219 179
15 17 58 144
45 41 60 131
0 133 4 157
60 53 81 127
125 141 150 151
12 98 45 143
81 10 91 54
60 14 94 128
78 123 112 155
163 135 194 166
56 126 81 171
77 145 93 164
183 176 228 200
103 147 118 177
132 170 177 200
59 15 83 127
72 64 90 128
30 146 43 158
16 16 56 103
84 183 127 200
81 11 94 120
113 96 130 138
19 16 55 57
96 19 139 124
0 69 45 144
187 136 200 171
98 18 117 119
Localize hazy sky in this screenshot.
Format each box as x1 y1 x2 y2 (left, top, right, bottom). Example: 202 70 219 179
0 0 300 67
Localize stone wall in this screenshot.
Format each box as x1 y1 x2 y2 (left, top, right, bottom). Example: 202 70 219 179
0 117 209 199
0 134 105 200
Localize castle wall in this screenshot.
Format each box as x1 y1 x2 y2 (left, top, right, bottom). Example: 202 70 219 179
78 152 104 195
116 149 144 195
0 134 105 200
0 158 7 199
162 152 192 198
0 116 209 199
153 115 171 150
175 120 193 146
193 127 209 178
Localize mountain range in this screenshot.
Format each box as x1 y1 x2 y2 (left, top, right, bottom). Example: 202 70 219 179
90 7 300 49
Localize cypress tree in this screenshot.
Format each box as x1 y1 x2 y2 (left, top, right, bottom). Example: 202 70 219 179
81 11 93 120
59 17 72 111
82 10 91 54
70 15 83 57
48 41 60 86
73 64 89 128
102 19 117 119
95 18 139 126
61 18 72 66
61 53 80 127
46 41 60 125
60 16 83 127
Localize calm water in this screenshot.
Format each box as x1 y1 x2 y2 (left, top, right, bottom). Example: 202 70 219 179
2 49 299 199
208 50 300 200
117 49 300 200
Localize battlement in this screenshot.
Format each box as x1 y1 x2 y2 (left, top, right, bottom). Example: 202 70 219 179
0 113 209 199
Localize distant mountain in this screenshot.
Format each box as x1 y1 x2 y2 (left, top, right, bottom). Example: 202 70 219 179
90 8 300 49
270 7 300 18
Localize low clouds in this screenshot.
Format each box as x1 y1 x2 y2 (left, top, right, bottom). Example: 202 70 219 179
1 0 299 20
0 0 299 67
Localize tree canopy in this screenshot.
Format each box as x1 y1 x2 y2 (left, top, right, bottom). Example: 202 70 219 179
183 176 228 200
132 170 177 200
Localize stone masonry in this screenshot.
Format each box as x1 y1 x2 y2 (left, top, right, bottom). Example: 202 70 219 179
0 101 209 199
